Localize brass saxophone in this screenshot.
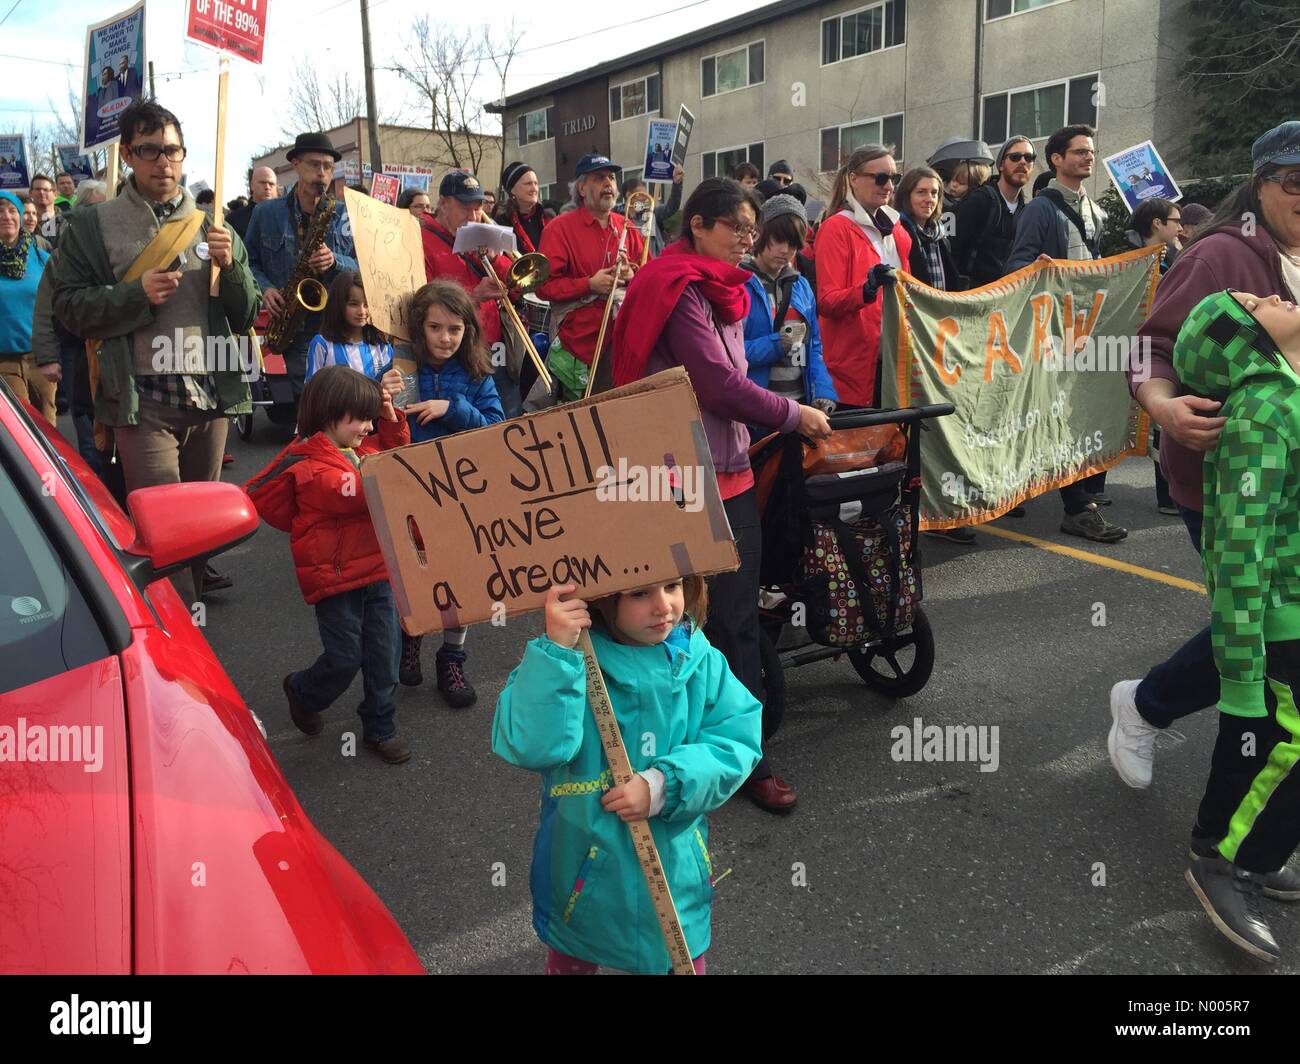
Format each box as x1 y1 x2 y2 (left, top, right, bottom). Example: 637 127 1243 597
263 193 337 353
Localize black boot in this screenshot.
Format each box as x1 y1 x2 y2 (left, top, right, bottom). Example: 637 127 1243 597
1185 855 1280 962
436 645 477 709
1189 835 1300 901
400 633 423 687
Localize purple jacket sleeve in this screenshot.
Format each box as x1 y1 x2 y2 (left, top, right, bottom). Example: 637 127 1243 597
660 286 800 432
1131 244 1229 399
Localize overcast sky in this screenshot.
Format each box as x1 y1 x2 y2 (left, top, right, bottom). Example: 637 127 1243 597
0 0 756 194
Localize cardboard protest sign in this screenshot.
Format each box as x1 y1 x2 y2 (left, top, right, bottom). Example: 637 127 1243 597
644 118 678 183
0 135 31 191
81 2 146 153
343 188 425 342
361 369 739 633
186 0 269 64
370 173 401 205
56 145 95 184
1103 141 1181 213
880 247 1162 529
671 105 694 169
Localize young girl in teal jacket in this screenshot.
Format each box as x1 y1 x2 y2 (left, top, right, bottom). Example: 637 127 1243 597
492 577 763 975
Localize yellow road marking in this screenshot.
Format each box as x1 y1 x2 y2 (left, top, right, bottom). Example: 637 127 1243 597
977 523 1207 595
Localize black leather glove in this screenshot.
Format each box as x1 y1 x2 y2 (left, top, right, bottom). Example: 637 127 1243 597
862 263 897 305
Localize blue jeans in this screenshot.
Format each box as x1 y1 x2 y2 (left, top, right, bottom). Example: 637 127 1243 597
1135 505 1216 727
291 581 400 742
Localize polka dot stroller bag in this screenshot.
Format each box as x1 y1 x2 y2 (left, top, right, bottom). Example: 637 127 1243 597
749 403 952 732
782 425 917 645
799 503 918 646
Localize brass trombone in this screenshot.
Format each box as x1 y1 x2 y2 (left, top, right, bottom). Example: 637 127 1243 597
480 248 553 393
585 190 654 400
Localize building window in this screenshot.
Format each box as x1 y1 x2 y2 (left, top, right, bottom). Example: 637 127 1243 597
609 74 661 123
517 106 554 146
538 183 556 204
701 40 764 98
821 0 906 65
981 73 1098 143
621 167 644 188
703 143 765 180
985 0 1068 20
819 114 904 172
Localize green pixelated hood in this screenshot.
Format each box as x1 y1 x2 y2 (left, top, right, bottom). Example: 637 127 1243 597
1174 290 1293 400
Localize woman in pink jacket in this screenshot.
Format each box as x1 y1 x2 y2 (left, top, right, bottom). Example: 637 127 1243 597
815 146 912 407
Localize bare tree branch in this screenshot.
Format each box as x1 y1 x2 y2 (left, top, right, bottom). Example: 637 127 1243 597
280 58 371 138
388 18 518 176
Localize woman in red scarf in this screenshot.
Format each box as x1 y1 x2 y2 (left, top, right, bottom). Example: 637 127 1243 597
613 178 832 812
815 145 912 407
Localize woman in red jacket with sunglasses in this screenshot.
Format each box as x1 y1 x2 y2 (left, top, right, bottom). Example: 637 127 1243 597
814 145 912 408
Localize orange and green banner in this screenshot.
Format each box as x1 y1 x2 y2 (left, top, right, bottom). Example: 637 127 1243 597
881 246 1162 530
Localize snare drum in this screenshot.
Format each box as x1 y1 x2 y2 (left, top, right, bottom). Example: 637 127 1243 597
522 292 551 335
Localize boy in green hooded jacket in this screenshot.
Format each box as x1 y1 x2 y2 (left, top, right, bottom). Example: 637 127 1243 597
1173 288 1300 963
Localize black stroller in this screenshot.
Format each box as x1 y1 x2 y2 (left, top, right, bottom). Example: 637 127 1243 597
749 404 954 738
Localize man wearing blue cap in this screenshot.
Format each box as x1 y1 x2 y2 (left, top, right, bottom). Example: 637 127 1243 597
537 154 646 399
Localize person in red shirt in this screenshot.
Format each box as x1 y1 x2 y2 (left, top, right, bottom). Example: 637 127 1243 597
419 170 523 416
537 154 645 399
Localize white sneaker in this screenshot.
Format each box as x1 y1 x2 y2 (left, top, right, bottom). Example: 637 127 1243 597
1108 679 1159 788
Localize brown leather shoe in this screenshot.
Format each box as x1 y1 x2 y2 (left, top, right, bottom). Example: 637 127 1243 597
283 674 323 736
363 734 412 764
742 774 797 813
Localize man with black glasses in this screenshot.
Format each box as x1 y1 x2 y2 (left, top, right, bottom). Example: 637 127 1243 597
951 135 1035 288
51 99 261 606
1006 123 1126 544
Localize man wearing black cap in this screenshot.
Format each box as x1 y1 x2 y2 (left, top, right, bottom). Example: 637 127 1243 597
245 131 358 400
767 159 794 188
420 171 520 415
536 154 645 399
497 161 548 255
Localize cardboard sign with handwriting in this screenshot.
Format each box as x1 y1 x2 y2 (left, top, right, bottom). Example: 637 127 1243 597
343 187 425 342
360 369 739 633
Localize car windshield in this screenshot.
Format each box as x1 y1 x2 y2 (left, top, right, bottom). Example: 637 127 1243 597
0 460 111 695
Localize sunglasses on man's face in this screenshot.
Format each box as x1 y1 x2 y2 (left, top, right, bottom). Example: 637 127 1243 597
857 170 901 187
1005 152 1036 164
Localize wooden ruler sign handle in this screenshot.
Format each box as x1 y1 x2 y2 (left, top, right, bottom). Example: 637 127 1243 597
577 630 696 975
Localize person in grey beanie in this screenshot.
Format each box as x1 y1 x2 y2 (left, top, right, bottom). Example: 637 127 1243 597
740 193 837 428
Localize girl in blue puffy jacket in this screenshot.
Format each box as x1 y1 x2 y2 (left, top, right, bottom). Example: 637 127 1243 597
492 577 763 975
399 280 505 706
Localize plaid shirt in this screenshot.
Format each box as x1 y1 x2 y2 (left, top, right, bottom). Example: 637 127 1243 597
135 190 221 412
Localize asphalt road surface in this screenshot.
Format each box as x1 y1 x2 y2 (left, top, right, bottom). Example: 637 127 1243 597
201 416 1275 975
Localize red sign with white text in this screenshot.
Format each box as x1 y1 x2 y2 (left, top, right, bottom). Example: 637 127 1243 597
370 173 401 205
185 0 267 65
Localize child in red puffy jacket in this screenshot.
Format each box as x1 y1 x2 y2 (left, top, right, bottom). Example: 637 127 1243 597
244 365 414 763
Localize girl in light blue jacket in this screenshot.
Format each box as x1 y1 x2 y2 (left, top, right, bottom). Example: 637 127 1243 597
492 577 763 975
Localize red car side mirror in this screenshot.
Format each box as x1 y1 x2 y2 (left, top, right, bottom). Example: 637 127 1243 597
123 482 259 578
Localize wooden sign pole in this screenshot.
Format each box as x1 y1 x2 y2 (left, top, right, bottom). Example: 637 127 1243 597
209 54 230 295
577 630 696 975
105 143 120 198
